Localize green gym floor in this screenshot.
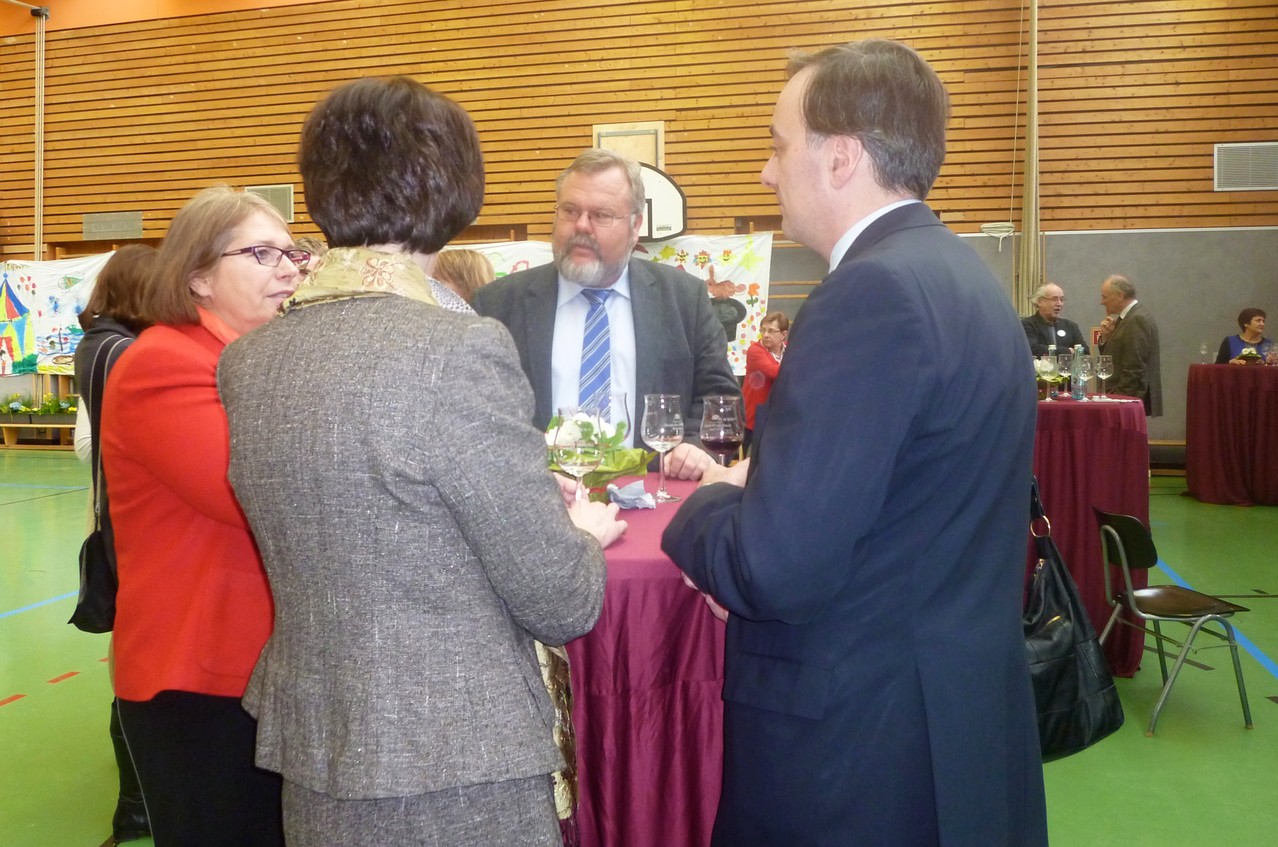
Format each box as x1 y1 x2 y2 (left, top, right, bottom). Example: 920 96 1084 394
2 451 1276 846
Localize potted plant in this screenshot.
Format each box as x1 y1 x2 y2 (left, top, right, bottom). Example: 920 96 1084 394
33 393 78 425
2 392 34 424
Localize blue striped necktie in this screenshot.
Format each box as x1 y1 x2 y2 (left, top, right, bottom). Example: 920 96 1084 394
578 288 612 411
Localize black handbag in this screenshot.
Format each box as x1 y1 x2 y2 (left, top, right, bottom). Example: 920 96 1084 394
1024 478 1124 761
69 522 117 633
68 336 129 634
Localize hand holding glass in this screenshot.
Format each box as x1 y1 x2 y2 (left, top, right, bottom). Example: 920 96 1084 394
642 394 684 503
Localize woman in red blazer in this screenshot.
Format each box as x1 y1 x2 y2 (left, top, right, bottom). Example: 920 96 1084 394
742 311 788 452
102 185 309 847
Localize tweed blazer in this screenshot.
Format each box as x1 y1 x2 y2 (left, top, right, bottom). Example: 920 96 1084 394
1099 301 1163 416
217 296 606 799
472 257 740 439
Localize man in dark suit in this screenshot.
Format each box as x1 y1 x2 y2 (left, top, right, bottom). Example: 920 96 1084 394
473 149 739 478
1022 281 1090 356
1098 273 1162 416
661 40 1047 846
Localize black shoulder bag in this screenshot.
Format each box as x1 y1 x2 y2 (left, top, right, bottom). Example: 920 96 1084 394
68 336 129 634
1024 478 1125 760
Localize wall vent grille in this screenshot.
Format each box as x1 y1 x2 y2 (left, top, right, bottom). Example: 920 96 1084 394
246 184 295 222
1215 142 1278 191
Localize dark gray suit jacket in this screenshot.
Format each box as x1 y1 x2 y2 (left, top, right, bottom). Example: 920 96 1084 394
218 296 605 801
1099 301 1162 416
472 258 740 440
1022 313 1089 357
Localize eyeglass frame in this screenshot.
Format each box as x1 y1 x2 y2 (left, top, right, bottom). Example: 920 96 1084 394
220 245 311 269
554 203 636 229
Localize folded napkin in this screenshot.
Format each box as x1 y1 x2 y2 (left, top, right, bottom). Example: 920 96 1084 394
607 479 656 510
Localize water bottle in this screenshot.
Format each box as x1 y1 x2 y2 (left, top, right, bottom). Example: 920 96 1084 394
1070 344 1085 400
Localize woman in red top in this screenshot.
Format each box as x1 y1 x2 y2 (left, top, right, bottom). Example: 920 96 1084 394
743 311 789 451
102 185 308 847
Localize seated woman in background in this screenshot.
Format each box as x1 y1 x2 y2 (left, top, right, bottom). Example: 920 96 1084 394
216 76 625 847
743 310 789 452
433 247 495 307
72 243 157 845
102 185 309 847
1216 307 1270 363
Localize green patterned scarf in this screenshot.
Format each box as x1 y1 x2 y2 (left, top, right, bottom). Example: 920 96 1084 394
281 246 438 313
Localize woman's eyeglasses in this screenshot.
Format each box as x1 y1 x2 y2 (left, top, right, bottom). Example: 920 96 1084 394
221 245 311 268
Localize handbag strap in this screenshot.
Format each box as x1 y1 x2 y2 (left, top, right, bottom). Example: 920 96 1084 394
86 334 131 527
1030 476 1051 539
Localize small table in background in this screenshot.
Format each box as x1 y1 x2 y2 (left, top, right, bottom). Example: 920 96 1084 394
1185 364 1278 506
1032 396 1150 677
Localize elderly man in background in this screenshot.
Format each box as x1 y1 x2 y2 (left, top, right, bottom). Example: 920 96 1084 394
1098 273 1162 415
1022 281 1090 356
473 149 739 479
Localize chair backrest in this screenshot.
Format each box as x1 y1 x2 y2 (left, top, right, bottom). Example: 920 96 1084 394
1094 509 1160 572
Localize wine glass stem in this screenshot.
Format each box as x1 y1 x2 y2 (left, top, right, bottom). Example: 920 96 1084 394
658 455 668 496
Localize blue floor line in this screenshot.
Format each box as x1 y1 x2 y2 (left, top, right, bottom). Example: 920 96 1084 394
0 482 86 491
1157 558 1278 682
0 591 76 620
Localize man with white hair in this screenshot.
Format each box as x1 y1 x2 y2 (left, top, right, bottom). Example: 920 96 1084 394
1098 273 1162 415
1022 281 1090 356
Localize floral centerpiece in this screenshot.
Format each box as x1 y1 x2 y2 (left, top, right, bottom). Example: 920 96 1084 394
1236 346 1262 364
1033 357 1066 399
545 412 655 500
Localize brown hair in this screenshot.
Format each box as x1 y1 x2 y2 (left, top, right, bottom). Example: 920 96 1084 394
141 185 287 326
299 76 485 254
433 249 495 304
788 40 949 200
78 244 157 333
761 311 790 332
1238 307 1266 330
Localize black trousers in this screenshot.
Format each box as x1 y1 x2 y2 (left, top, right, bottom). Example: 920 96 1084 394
117 690 283 847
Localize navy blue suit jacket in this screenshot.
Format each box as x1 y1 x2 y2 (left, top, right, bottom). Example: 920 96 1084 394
662 203 1047 846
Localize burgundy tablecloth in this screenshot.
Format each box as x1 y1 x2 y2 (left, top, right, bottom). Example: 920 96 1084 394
1185 364 1278 506
566 478 723 847
1031 397 1150 677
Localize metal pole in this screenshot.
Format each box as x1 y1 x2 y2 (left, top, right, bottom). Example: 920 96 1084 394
4 2 50 258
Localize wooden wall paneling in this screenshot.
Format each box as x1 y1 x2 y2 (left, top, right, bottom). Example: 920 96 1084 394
0 0 1276 261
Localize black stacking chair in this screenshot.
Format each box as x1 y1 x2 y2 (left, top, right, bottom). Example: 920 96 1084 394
1094 508 1252 736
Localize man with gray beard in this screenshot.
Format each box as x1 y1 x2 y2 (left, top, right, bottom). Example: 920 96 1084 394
474 149 739 478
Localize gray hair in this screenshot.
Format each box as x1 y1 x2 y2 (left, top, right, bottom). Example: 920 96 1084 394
1029 283 1059 305
556 149 646 215
1104 274 1135 299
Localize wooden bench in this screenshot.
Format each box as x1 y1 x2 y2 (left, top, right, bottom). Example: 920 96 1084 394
0 422 75 450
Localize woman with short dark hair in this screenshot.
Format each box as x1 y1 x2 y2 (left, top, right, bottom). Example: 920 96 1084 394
217 76 625 846
1216 307 1271 363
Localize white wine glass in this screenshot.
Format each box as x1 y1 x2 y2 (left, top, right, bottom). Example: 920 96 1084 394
604 391 632 448
642 394 683 503
700 394 744 466
1036 356 1058 402
551 406 604 503
1095 355 1113 399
